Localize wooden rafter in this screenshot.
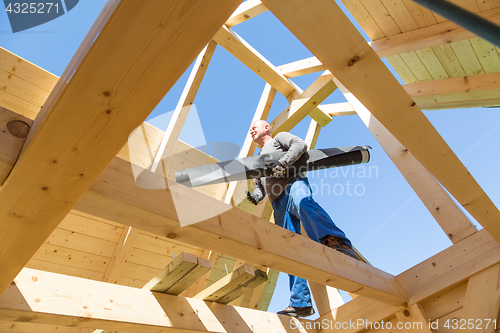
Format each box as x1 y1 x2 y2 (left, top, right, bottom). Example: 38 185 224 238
0 0 242 296
261 0 500 244
0 268 318 333
225 0 268 28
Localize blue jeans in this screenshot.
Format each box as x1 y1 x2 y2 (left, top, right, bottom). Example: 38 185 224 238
271 177 352 308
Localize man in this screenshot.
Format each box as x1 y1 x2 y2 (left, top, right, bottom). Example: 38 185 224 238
246 120 359 318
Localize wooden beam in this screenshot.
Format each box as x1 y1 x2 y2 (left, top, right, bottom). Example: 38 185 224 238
151 41 217 173
194 265 267 304
276 7 500 78
73 157 408 306
143 252 211 295
317 296 405 333
0 268 318 333
334 79 477 243
397 229 500 303
213 25 298 98
262 0 500 244
460 264 500 332
225 0 268 28
270 71 335 134
0 0 242 296
102 226 139 283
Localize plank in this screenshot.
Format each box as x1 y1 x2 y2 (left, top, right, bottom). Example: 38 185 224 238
414 48 449 80
340 0 386 39
470 37 500 73
30 244 109 274
74 157 408 306
58 212 124 243
0 0 241 296
142 252 210 295
359 0 401 36
213 25 297 98
0 89 40 120
335 78 477 243
397 229 500 303
0 68 49 108
262 0 500 244
381 0 419 32
1 268 319 333
477 0 500 11
0 322 81 333
44 228 118 258
451 40 485 75
402 0 438 28
151 41 217 172
460 264 500 332
194 265 267 304
225 0 268 27
133 232 204 256
102 226 139 283
431 44 468 78
0 47 58 92
24 259 105 281
399 51 434 81
386 55 419 83
269 71 335 134
412 87 500 109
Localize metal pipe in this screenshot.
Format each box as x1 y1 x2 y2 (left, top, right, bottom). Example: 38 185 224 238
411 0 500 48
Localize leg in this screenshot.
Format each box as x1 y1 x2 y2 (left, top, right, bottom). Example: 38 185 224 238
288 178 353 248
272 191 313 311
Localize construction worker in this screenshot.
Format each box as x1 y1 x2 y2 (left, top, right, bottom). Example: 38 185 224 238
246 120 359 318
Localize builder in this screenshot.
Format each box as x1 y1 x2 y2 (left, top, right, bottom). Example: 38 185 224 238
246 120 359 318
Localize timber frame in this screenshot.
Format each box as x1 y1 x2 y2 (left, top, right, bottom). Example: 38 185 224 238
1 0 500 332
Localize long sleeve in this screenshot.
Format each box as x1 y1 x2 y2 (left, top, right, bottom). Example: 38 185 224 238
273 132 308 168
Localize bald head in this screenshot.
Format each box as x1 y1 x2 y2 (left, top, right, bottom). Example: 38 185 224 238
250 120 272 147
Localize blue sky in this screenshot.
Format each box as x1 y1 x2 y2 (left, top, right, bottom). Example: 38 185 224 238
2 0 500 318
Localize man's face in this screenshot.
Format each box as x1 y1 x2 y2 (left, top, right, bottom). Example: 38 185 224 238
250 121 268 142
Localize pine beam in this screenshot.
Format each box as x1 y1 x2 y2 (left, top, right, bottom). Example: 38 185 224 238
0 0 242 296
395 303 434 333
334 79 477 243
0 268 318 333
213 25 298 98
262 0 500 244
269 71 335 134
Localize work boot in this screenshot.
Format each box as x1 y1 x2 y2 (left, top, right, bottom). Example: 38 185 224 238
277 306 315 317
322 235 360 260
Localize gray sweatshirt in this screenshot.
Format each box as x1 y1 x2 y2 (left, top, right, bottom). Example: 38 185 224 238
254 132 308 202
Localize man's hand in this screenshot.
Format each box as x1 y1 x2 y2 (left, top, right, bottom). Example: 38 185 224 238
246 190 261 205
265 161 287 178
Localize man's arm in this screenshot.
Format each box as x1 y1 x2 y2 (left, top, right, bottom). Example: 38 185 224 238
274 132 308 168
